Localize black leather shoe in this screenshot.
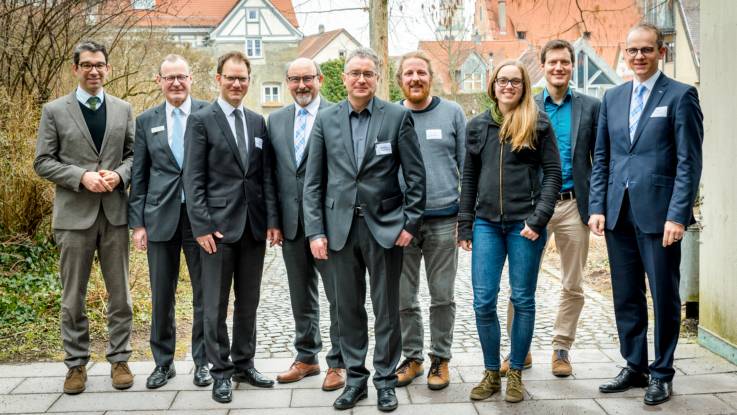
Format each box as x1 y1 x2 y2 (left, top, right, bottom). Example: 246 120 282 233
212 378 232 403
232 367 274 388
377 387 398 412
644 378 672 405
333 385 368 410
146 365 176 389
599 367 649 393
193 365 213 387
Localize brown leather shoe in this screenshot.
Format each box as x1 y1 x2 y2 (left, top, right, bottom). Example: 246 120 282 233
322 367 346 391
500 352 532 377
64 365 87 394
396 358 423 387
552 349 573 377
276 361 321 383
111 362 134 390
427 356 450 390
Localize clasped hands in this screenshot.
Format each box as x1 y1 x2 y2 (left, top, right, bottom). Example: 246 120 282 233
81 170 120 193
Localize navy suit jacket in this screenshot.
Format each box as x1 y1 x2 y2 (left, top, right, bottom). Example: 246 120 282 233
589 73 703 234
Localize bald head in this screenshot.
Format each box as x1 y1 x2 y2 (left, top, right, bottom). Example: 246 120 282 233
286 57 323 107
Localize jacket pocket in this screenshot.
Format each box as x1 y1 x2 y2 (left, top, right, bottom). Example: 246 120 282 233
651 174 675 187
208 197 227 207
381 194 403 212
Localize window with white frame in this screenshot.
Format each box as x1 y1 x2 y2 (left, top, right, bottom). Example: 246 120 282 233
246 38 262 58
262 83 281 105
246 8 259 22
132 0 154 10
463 71 483 92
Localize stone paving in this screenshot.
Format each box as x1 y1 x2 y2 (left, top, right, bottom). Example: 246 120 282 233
2 250 736 414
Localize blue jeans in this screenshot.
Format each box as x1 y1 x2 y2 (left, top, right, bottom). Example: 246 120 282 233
471 218 546 371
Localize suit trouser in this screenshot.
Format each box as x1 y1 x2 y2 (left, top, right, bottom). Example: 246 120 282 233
605 191 681 381
399 215 457 361
147 203 207 367
282 220 343 368
201 221 265 380
54 209 132 368
331 215 403 389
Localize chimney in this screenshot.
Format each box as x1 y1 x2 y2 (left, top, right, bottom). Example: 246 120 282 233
498 0 506 34
318 24 325 34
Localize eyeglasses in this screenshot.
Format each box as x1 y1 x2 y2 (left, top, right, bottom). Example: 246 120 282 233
78 62 107 71
345 71 377 80
495 78 523 88
160 74 190 83
287 75 317 84
625 47 656 56
222 75 250 84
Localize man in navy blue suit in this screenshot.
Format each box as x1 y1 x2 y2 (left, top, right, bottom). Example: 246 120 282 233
589 23 702 406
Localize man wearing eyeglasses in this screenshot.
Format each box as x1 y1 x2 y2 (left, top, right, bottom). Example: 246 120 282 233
128 54 212 390
266 57 345 391
182 51 282 404
589 23 703 405
303 47 426 412
34 40 134 394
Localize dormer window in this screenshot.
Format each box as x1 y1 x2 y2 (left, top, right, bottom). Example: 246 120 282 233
516 31 526 40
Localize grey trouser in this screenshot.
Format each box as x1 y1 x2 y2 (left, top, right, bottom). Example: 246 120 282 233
399 215 458 361
54 210 132 368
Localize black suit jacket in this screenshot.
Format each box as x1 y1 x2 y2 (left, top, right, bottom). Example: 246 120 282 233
534 90 601 223
183 101 279 243
128 98 208 241
303 97 426 250
267 97 331 240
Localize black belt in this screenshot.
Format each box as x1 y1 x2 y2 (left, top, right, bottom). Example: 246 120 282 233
557 190 575 201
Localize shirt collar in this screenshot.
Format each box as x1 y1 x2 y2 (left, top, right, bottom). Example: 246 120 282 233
76 86 105 105
349 97 374 116
543 87 572 105
295 95 321 117
633 70 661 92
166 96 192 117
217 96 242 117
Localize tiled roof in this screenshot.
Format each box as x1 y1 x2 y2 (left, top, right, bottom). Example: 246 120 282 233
298 29 343 58
131 0 298 29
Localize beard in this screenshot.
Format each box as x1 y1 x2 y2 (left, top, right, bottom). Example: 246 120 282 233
401 83 430 104
294 90 315 107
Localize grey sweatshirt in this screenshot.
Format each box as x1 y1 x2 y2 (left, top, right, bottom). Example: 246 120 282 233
400 96 466 217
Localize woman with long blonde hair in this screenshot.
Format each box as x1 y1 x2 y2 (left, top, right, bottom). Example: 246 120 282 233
458 60 562 403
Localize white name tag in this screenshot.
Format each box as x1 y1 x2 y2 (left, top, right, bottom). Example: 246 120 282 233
255 137 263 149
651 106 668 118
151 125 165 133
426 129 442 140
376 142 392 156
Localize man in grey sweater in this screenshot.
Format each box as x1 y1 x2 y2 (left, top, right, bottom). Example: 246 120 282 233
394 51 466 390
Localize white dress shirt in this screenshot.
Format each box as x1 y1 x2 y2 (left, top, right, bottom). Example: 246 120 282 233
217 97 248 152
76 86 105 108
165 96 192 146
293 95 321 139
630 70 661 110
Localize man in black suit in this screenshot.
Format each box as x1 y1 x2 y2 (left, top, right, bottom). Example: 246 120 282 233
303 47 426 412
267 57 345 391
129 54 212 389
182 51 282 404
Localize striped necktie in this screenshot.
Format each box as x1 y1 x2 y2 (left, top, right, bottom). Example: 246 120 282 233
171 107 184 168
294 108 308 166
629 84 647 142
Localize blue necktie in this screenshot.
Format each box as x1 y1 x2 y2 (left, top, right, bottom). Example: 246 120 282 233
171 107 184 167
294 108 308 166
629 84 647 142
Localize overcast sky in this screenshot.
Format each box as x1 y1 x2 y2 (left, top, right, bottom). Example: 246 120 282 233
292 0 474 55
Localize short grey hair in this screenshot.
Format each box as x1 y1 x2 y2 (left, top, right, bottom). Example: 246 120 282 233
159 54 190 75
344 47 381 72
284 58 322 77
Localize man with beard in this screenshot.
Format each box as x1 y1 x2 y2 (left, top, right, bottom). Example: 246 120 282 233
392 51 466 390
267 57 345 391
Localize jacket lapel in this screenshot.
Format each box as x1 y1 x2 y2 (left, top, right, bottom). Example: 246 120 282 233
213 105 246 173
284 104 298 169
99 94 114 155
154 103 180 169
630 74 669 151
244 109 255 175
570 91 583 156
296 98 329 172
358 98 385 172
339 101 358 173
65 92 98 154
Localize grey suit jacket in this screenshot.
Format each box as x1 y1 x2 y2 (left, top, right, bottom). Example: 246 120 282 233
34 90 134 230
303 97 426 250
128 98 208 241
534 90 600 222
267 97 331 240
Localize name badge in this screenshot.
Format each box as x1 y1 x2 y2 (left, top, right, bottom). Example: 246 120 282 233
651 106 668 118
255 137 263 149
426 129 442 140
376 142 392 156
151 125 165 133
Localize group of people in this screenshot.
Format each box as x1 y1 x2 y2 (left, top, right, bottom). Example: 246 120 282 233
34 20 702 412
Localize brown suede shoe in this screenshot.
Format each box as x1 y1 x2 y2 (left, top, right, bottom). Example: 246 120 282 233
276 361 321 383
469 369 501 400
500 352 533 377
505 369 524 403
396 358 423 387
322 367 346 391
427 356 450 390
552 349 573 377
64 365 87 394
111 362 134 390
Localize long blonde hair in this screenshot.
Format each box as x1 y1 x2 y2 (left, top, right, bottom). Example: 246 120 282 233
487 60 539 151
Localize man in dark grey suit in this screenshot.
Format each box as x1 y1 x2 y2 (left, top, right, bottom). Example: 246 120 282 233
267 57 345 391
182 51 282 404
34 40 134 394
303 47 426 412
128 54 212 389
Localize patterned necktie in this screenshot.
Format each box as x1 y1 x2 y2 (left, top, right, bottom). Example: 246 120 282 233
294 108 308 166
171 107 184 168
232 108 248 166
87 96 100 111
629 84 647 142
